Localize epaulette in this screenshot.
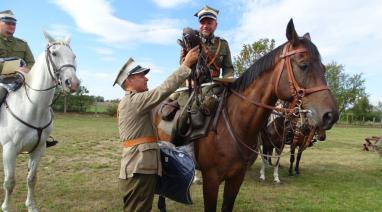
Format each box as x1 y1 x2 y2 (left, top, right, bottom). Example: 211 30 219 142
14 37 27 43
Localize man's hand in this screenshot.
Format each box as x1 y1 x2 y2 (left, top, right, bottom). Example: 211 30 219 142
182 46 199 68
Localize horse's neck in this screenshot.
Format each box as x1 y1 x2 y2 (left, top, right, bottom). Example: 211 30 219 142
24 54 56 105
227 75 277 140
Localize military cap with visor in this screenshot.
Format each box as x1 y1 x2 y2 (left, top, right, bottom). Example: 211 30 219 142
113 57 150 87
194 5 219 22
0 10 17 24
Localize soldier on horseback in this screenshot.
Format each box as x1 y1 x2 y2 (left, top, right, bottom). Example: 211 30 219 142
0 10 57 147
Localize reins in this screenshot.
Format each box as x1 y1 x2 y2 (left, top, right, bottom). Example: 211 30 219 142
222 42 329 161
4 42 75 154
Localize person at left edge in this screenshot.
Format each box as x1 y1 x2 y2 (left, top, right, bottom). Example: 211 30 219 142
0 10 58 148
114 46 199 212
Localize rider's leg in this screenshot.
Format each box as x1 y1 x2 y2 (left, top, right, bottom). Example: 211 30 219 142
0 87 7 108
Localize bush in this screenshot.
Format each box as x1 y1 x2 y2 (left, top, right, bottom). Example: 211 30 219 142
106 103 118 117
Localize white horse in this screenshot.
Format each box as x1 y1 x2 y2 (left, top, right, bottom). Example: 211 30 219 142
0 32 79 212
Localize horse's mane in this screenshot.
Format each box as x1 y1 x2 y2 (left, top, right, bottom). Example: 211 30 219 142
231 38 321 91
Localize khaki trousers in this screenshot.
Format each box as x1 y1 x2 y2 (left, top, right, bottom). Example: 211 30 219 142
118 174 158 212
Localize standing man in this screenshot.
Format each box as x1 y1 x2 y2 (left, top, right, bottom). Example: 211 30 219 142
181 5 234 79
114 47 199 212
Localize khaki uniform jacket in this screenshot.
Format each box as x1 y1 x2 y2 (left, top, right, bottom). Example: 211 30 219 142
0 34 35 74
118 64 191 179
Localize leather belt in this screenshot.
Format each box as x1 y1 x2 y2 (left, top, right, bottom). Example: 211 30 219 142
123 136 157 148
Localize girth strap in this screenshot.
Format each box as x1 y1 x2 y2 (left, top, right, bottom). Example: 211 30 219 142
4 101 53 154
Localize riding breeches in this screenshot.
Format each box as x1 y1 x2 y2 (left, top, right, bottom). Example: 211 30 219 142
118 173 158 212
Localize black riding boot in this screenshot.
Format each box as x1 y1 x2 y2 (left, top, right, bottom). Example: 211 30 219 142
0 87 7 109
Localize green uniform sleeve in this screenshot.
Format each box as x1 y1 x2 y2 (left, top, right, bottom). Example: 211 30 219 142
23 42 35 69
221 40 234 78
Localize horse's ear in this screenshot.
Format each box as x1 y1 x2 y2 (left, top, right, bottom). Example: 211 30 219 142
286 19 299 46
303 33 311 41
64 35 71 45
44 31 55 43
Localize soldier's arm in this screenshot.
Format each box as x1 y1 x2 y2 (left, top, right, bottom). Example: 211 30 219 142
24 43 35 70
222 41 234 78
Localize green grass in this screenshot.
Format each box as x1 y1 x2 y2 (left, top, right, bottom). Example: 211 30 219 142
1 114 381 211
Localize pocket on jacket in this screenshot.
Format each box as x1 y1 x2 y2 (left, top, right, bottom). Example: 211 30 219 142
137 144 159 171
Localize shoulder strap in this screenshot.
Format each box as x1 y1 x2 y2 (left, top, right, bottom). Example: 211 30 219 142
207 37 221 67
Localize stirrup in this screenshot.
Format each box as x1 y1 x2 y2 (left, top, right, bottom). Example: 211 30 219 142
46 136 58 148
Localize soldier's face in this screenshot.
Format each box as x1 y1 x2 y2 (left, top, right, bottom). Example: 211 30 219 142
127 73 148 92
199 18 217 38
0 21 16 37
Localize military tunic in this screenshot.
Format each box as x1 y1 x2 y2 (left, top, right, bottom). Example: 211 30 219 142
201 35 234 78
0 34 35 74
118 64 191 179
180 35 234 78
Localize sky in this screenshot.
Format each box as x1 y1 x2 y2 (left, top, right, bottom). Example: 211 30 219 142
2 0 382 104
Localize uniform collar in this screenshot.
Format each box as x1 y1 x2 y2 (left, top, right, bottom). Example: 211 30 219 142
125 89 137 94
201 34 215 45
0 34 13 41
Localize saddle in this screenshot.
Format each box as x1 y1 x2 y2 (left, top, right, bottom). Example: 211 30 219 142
158 83 226 146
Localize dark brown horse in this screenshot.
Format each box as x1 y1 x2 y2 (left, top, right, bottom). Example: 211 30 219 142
155 19 338 211
259 115 326 183
288 124 326 176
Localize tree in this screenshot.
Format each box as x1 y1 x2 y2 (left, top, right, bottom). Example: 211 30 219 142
52 85 96 113
233 38 275 76
325 62 367 114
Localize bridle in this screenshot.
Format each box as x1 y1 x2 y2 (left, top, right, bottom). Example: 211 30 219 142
25 42 77 92
4 42 77 154
223 41 330 161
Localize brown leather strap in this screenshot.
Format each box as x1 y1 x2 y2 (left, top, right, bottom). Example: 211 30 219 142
123 136 157 148
203 38 222 77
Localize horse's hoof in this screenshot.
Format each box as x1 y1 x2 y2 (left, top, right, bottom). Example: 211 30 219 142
259 177 265 182
274 179 281 183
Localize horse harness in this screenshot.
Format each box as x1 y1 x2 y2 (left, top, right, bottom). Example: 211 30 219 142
219 42 330 162
3 42 76 154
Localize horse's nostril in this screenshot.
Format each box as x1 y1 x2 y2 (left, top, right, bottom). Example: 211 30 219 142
322 112 338 130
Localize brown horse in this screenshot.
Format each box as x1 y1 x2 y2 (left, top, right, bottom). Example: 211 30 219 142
155 19 338 211
288 125 326 176
259 115 326 183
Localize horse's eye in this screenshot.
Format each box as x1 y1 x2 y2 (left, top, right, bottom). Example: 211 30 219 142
299 63 308 71
52 52 57 57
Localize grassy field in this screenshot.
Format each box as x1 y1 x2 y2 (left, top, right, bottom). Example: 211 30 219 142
0 113 381 211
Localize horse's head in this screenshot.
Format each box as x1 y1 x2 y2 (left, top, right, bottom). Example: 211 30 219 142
44 32 80 93
274 19 339 130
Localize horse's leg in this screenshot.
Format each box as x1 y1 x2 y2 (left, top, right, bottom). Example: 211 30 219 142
202 170 220 212
193 170 203 184
1 145 17 212
259 158 266 181
222 171 246 212
25 147 45 212
273 152 281 183
157 196 167 212
289 146 295 176
295 148 303 176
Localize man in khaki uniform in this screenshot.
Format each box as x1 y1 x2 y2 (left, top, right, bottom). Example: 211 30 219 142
181 5 234 79
0 10 34 112
114 47 199 212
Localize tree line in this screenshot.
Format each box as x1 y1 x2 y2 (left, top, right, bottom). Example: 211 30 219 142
55 38 381 123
